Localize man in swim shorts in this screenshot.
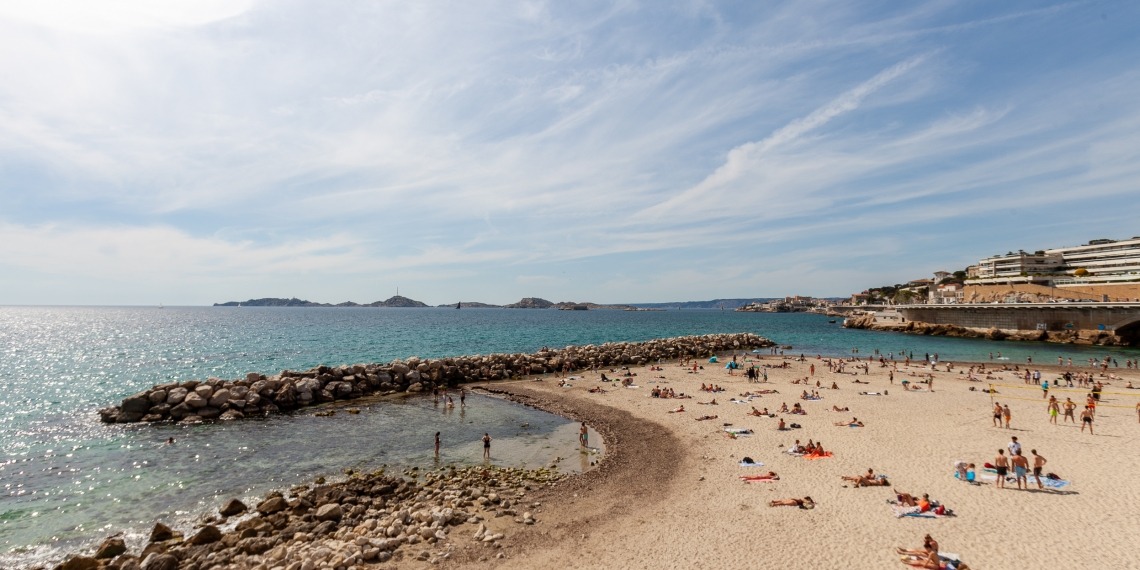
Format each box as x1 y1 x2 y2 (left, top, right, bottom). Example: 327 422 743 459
1031 449 1047 489
1063 398 1076 423
992 402 1002 427
1011 451 1029 490
1080 407 1094 434
1047 396 1060 424
994 449 1009 489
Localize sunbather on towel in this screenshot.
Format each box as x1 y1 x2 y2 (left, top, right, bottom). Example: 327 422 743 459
668 405 685 413
695 414 718 421
769 496 813 508
834 417 864 427
741 471 780 481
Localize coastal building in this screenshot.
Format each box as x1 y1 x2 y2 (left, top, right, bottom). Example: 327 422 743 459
1049 237 1140 285
928 282 964 304
967 250 1063 284
965 237 1140 287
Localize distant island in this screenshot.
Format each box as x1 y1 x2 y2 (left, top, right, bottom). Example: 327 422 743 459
214 296 783 310
214 296 428 308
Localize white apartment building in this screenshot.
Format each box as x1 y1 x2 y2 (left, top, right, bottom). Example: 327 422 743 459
967 251 1063 284
1049 237 1140 284
966 237 1140 286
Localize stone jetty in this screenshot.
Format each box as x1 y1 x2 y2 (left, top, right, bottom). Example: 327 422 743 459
99 333 772 424
53 465 562 570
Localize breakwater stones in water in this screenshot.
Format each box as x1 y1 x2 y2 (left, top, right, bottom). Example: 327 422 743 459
99 333 772 424
54 465 563 570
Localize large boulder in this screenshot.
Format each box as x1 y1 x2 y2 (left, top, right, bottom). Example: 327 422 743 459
257 496 288 515
94 536 127 559
194 385 214 399
188 524 222 545
147 390 168 405
58 556 99 570
220 498 247 517
141 553 178 570
149 522 177 543
183 392 207 409
165 387 188 405
315 503 342 522
121 392 152 414
207 388 231 408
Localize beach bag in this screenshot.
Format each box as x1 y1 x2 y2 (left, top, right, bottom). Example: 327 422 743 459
742 457 755 464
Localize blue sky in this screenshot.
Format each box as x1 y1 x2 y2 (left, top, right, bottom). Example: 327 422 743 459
2 1 1138 305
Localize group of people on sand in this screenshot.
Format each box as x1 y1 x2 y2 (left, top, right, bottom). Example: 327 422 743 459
800 390 823 400
651 386 687 399
700 383 725 392
785 439 828 457
841 467 888 487
990 436 1052 490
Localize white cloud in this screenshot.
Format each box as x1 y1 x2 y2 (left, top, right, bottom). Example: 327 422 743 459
2 2 1139 304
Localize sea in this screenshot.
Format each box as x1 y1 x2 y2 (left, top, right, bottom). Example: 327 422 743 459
2 305 1138 566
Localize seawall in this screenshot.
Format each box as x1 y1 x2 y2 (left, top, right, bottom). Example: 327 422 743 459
842 312 1131 346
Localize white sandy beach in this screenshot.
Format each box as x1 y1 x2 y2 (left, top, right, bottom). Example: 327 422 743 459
451 353 1140 570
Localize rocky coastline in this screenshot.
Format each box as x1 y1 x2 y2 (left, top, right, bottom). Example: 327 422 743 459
99 333 772 424
842 313 1129 346
49 464 565 570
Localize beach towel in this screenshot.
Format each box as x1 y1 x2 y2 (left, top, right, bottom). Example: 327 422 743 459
724 427 754 435
891 505 952 518
803 451 833 460
738 460 766 467
979 469 1070 489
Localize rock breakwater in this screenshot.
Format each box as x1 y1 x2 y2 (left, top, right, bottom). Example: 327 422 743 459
53 465 563 570
99 333 772 424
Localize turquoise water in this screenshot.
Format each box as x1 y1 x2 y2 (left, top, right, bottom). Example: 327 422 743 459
1 306 1137 566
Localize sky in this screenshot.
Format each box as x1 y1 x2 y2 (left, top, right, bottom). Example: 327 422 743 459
1 1 1139 306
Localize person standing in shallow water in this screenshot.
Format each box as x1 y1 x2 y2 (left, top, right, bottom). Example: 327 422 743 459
579 422 589 448
482 432 492 459
434 432 441 457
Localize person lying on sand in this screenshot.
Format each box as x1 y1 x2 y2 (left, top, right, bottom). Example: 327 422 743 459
897 535 938 558
740 471 780 482
587 386 607 393
769 496 814 508
698 399 718 405
668 405 685 413
832 405 850 412
843 468 888 487
834 417 864 427
695 415 718 421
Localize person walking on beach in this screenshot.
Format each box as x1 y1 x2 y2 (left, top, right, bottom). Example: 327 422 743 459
1002 404 1012 429
1007 436 1021 458
482 432 492 458
1031 450 1047 489
992 402 1002 427
434 432 441 457
579 422 588 448
994 450 1009 489
460 389 466 407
